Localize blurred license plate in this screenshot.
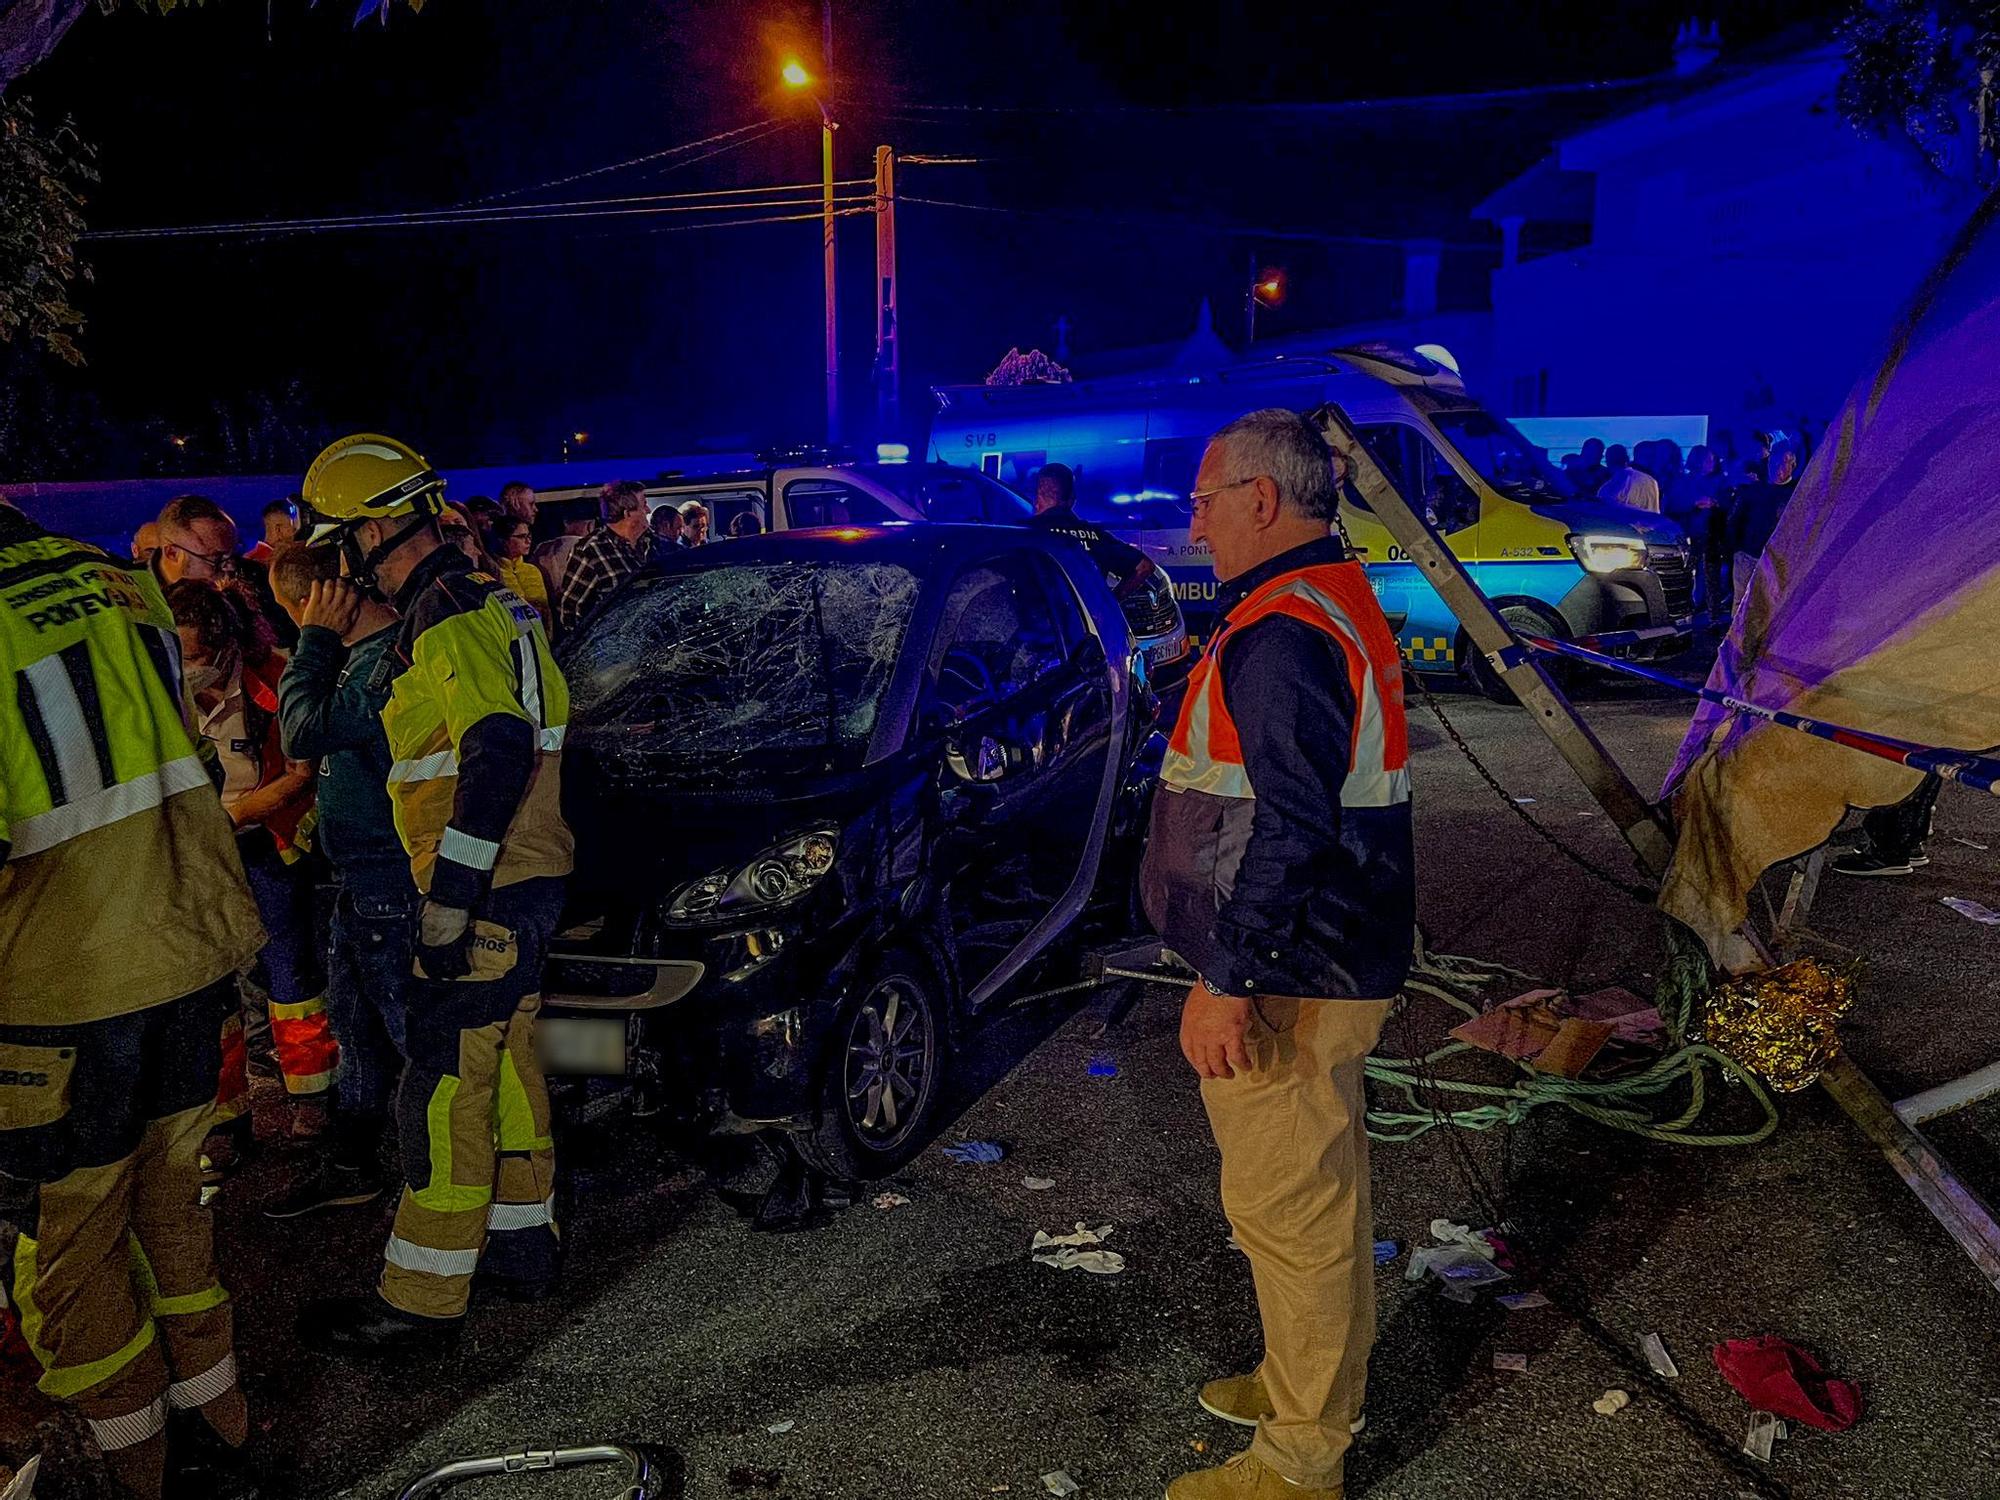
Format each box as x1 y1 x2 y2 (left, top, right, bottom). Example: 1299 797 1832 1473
537 1016 626 1076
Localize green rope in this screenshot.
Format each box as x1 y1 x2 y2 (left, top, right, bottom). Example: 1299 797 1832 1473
1367 948 1779 1148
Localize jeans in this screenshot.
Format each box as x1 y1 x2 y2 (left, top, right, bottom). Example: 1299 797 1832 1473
326 873 416 1151
1860 773 1942 862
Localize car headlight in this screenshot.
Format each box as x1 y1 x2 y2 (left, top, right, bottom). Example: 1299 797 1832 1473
668 830 839 922
1568 532 1648 574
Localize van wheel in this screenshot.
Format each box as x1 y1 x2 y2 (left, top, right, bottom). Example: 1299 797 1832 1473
1460 604 1569 705
799 949 949 1180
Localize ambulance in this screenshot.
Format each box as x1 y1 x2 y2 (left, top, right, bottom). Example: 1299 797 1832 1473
929 343 1696 695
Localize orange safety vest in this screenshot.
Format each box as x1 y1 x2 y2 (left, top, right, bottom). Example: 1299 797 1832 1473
1163 559 1409 809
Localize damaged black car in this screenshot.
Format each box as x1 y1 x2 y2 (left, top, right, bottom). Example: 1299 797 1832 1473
542 526 1161 1176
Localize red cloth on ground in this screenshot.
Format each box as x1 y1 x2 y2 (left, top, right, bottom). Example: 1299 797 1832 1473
1711 1336 1863 1432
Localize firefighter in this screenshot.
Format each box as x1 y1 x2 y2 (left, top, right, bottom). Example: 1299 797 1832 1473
290 435 573 1354
0 503 265 1497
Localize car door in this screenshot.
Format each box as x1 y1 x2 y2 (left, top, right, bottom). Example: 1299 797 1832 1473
923 548 1116 1009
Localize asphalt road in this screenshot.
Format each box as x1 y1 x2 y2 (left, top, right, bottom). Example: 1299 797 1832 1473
10 676 2000 1500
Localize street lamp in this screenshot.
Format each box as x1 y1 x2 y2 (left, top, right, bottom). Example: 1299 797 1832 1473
784 58 840 443
1245 258 1287 344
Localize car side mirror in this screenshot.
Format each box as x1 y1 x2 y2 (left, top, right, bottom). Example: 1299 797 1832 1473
945 732 1008 784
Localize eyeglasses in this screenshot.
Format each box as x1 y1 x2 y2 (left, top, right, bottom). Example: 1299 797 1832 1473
1187 475 1264 518
173 544 240 576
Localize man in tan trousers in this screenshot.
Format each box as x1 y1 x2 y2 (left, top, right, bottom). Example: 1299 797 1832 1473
1141 409 1416 1500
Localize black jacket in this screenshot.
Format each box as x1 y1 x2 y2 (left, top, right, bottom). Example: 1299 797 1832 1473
1140 537 1415 1000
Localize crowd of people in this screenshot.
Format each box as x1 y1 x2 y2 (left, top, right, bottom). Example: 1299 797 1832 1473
1 439 678 1499
1557 427 1810 606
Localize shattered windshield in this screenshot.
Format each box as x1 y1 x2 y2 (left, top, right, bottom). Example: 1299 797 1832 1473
564 560 919 772
1430 407 1577 502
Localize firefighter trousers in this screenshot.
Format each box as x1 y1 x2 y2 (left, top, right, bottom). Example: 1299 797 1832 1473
1199 995 1393 1492
379 877 564 1320
0 977 240 1459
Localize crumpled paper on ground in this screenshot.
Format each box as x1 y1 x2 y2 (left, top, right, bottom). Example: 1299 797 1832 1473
1712 1336 1862 1432
1031 1223 1125 1275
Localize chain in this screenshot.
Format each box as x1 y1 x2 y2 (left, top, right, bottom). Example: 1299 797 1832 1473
1410 669 1661 906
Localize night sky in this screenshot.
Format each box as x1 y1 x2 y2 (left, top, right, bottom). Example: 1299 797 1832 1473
3 0 1840 479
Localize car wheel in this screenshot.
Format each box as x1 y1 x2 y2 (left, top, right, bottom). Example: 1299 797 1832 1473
1460 603 1569 705
800 950 949 1179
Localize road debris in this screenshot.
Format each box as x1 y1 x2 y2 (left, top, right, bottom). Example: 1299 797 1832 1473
871 1193 910 1210
1406 1245 1511 1293
1741 1411 1788 1463
1373 1239 1399 1264
944 1140 1007 1164
1592 1389 1631 1416
1023 1177 1057 1191
1951 836 1989 850
1086 1057 1120 1078
1032 1223 1125 1274
1493 1351 1529 1372
1642 1332 1680 1379
1496 1291 1551 1311
1041 1469 1082 1496
1942 896 2000 926
766 1420 795 1435
1713 1336 1862 1431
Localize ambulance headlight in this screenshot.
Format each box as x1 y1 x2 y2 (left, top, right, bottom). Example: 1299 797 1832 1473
668 830 839 922
1568 533 1648 574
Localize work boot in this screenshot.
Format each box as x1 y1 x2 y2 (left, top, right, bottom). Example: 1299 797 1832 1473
1197 1373 1364 1434
261 1158 385 1220
165 1409 263 1500
287 1096 331 1142
298 1294 459 1357
1831 847 1916 877
472 1269 557 1304
1165 1452 1340 1500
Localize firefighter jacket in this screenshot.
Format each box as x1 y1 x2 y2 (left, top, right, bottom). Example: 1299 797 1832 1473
1140 536 1415 1000
383 545 572 907
0 512 264 1027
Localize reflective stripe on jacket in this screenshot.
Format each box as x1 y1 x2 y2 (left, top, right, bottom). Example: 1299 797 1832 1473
0 515 263 1025
1140 538 1414 1000
384 547 573 904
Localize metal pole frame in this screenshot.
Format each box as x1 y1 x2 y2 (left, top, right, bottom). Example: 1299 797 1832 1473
1310 401 2000 1292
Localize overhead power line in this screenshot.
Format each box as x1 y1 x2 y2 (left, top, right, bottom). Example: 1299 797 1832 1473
455 118 785 208
88 193 875 243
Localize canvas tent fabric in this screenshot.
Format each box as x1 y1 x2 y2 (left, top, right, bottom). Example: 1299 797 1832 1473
1660 189 2000 967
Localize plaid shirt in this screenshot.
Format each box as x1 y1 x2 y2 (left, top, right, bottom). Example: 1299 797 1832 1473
557 524 648 634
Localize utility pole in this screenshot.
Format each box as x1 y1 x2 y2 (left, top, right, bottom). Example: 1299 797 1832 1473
821 0 840 445
873 144 900 436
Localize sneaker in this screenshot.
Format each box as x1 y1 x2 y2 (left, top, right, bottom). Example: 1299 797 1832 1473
1165 1451 1340 1500
1198 1373 1364 1435
262 1162 385 1220
165 1410 264 1500
1831 848 1915 878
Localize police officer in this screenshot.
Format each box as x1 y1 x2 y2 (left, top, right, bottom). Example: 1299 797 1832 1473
1025 462 1158 602
0 503 265 1497
291 435 572 1354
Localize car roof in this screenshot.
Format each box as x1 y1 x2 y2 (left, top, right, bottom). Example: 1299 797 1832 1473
656 522 1068 572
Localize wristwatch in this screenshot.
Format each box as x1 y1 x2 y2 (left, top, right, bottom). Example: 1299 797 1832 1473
1200 975 1228 997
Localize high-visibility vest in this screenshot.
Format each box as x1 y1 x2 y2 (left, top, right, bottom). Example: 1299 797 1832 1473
1163 559 1410 810
383 552 573 900
0 519 263 1026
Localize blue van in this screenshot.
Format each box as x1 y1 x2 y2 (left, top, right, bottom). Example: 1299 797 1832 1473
930 344 1696 692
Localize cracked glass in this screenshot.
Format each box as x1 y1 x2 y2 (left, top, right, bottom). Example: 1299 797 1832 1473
563 560 920 774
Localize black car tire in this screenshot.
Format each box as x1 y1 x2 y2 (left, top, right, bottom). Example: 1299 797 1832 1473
799 948 950 1179
1459 602 1570 705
